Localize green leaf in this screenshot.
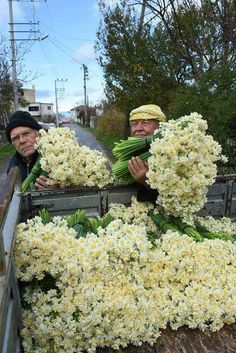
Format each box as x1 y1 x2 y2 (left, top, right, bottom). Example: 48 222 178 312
39 208 51 224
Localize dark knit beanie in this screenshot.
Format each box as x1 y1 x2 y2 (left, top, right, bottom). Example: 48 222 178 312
6 111 42 143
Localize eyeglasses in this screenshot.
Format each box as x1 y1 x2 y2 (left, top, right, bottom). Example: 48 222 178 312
11 129 36 145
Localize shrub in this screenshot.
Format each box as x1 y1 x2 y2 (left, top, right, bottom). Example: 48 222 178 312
97 109 127 139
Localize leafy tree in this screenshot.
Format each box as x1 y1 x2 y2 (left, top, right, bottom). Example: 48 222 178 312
0 35 38 126
96 1 178 116
96 0 236 167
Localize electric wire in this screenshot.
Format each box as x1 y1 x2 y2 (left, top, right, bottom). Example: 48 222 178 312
47 37 104 80
39 21 94 42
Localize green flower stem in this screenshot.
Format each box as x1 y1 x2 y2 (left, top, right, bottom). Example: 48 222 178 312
196 225 236 242
112 129 164 184
21 158 42 192
150 212 179 233
112 151 151 184
171 217 203 242
112 130 163 162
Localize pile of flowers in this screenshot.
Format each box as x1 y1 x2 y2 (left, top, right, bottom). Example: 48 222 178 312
15 211 236 353
146 113 227 222
22 127 113 190
107 196 158 234
194 215 236 235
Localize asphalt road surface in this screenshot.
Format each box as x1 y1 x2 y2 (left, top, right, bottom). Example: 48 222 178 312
68 123 104 152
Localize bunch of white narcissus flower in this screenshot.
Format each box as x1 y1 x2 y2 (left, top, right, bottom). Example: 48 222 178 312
107 196 159 234
35 127 113 188
15 216 236 353
194 216 236 235
146 112 227 222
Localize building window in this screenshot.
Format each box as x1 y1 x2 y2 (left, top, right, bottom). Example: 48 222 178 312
29 106 39 111
47 106 51 110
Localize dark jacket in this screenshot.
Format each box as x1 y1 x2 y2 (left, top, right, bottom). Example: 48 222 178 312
136 183 159 205
7 151 39 181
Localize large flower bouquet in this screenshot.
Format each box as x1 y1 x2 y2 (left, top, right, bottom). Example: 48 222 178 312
22 127 113 191
15 198 236 353
112 113 227 222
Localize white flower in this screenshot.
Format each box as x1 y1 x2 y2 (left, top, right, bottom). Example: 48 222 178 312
146 113 227 221
15 215 236 352
35 127 113 188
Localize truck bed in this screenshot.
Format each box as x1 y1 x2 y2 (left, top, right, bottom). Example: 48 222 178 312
0 170 236 353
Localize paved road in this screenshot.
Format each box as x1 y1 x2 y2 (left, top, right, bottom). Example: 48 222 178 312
68 123 104 152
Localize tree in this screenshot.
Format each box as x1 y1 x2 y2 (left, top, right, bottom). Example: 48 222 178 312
0 35 39 125
133 0 235 77
96 1 179 116
0 36 14 124
96 0 236 166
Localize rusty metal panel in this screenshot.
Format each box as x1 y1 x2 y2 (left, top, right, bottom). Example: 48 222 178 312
2 192 21 267
0 261 23 353
197 181 228 218
99 324 236 353
21 188 102 218
21 185 138 219
107 186 138 206
0 170 23 353
21 180 236 220
229 181 236 221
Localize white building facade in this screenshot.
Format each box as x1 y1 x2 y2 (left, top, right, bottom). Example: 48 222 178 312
28 102 54 121
19 88 54 122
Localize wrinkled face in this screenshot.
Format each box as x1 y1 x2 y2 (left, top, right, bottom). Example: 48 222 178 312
130 119 159 137
10 126 38 158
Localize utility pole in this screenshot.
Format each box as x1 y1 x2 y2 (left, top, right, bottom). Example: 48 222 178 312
8 0 18 111
54 79 67 127
8 0 48 112
82 64 89 122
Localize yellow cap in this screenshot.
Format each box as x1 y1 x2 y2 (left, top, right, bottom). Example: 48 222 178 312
129 104 166 122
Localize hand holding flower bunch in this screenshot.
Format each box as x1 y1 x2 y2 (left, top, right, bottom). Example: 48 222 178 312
22 127 113 191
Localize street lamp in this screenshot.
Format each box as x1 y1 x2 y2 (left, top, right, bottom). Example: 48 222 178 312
39 34 49 41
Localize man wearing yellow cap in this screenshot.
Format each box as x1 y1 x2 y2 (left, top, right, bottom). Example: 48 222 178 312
128 104 166 191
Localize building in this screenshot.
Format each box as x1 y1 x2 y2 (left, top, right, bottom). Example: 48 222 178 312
70 104 104 127
20 87 36 104
28 102 54 122
19 87 54 122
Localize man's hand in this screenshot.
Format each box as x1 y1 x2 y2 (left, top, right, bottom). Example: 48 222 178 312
35 175 58 190
128 156 148 185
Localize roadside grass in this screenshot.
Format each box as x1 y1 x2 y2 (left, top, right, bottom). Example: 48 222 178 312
0 131 15 162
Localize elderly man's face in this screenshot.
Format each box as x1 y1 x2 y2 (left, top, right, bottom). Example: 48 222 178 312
10 126 38 158
130 119 159 137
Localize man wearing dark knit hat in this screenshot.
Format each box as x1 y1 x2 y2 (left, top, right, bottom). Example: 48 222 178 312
6 110 52 189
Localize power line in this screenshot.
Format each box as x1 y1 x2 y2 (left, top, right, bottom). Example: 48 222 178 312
47 37 104 80
39 22 94 42
49 37 97 63
8 0 48 110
